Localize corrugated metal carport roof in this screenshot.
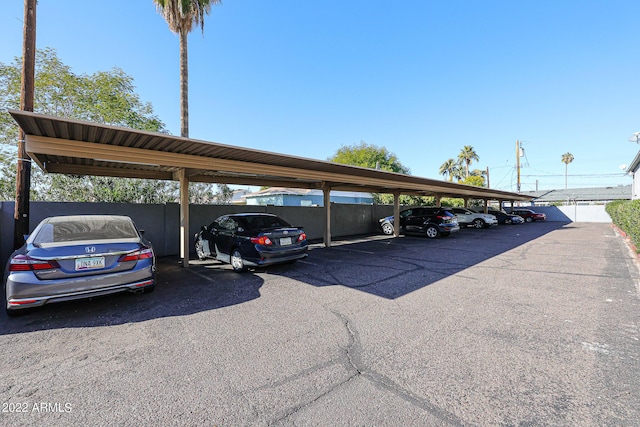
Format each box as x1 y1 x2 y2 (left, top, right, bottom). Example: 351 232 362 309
9 110 531 202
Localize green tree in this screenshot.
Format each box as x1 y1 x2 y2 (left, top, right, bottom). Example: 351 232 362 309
328 140 410 174
154 0 221 138
0 48 230 203
328 141 426 204
460 175 485 187
561 152 574 189
458 145 479 178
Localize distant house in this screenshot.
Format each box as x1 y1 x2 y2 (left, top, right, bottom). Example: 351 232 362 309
522 185 632 205
230 188 253 205
629 151 640 200
243 187 374 206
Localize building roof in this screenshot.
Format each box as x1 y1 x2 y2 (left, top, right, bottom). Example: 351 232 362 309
245 187 373 198
9 110 532 202
526 185 632 202
628 150 640 173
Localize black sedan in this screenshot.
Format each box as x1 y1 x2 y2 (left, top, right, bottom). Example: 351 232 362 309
471 208 524 225
194 213 308 272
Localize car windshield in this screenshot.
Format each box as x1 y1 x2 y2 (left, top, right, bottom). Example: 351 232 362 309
32 216 139 245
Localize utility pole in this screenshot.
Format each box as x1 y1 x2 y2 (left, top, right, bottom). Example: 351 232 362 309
515 140 521 192
14 0 36 249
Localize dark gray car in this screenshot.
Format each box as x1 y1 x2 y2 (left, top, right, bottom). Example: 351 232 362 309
3 215 156 316
378 207 461 238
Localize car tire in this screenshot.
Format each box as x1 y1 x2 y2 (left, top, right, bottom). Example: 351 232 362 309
472 218 485 229
195 237 207 260
525 217 533 223
504 218 512 225
143 284 156 294
5 307 20 317
381 222 394 235
230 248 246 272
425 225 439 239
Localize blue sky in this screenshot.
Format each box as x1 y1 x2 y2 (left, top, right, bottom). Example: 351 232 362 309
2 0 639 192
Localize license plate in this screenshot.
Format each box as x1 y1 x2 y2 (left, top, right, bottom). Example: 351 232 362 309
280 237 292 246
75 256 105 271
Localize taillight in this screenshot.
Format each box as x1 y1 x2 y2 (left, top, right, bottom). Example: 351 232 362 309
118 247 154 262
298 233 307 242
9 254 59 272
250 236 273 245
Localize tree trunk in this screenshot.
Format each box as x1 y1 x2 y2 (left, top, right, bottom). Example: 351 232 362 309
179 30 189 138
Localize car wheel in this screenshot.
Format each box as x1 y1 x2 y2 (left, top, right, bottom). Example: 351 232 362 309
504 218 512 225
525 217 533 223
5 307 21 317
230 248 246 272
381 222 394 235
195 237 207 260
472 218 485 229
425 225 439 239
143 284 156 294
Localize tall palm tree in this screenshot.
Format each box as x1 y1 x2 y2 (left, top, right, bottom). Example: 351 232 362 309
154 0 221 138
439 158 457 181
561 152 574 189
458 145 479 178
451 163 465 182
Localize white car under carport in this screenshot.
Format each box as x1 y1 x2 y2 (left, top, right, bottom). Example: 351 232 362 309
450 208 498 229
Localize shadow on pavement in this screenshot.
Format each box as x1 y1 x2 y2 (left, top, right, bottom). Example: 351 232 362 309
277 221 571 299
0 258 264 335
1 221 570 333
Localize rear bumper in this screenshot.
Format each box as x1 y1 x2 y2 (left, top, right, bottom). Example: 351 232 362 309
6 277 155 311
244 247 309 267
439 224 460 234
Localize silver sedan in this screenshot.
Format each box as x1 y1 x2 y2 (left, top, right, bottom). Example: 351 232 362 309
3 215 156 316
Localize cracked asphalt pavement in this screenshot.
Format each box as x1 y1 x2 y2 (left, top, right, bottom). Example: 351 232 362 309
1 222 639 426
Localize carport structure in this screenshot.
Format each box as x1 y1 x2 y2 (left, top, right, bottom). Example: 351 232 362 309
9 110 532 267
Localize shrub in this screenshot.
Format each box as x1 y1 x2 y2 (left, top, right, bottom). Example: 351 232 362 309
606 200 640 252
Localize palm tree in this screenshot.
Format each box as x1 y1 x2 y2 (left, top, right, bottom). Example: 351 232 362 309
439 159 457 181
154 0 221 138
561 152 574 189
458 145 479 178
451 162 465 182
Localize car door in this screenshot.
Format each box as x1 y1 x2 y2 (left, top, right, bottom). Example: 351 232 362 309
453 208 470 225
214 216 239 257
199 221 217 258
404 208 426 232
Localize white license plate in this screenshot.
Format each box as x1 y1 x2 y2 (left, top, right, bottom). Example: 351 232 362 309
280 237 292 246
75 256 105 271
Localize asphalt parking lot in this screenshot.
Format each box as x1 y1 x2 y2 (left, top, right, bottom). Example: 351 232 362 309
1 222 639 426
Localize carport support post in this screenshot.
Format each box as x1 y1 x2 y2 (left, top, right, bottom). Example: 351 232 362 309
179 169 190 267
393 192 400 237
323 184 331 247
435 195 442 207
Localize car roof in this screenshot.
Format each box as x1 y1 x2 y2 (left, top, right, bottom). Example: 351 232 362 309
227 213 277 218
43 214 133 224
